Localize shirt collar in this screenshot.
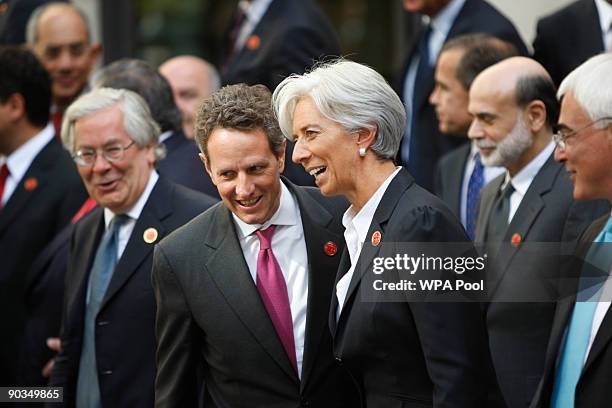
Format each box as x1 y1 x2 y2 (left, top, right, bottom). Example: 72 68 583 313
469 141 480 162
595 0 612 34
158 130 173 143
342 167 402 245
3 124 55 182
103 170 159 228
505 141 555 196
233 180 298 239
429 0 466 36
242 0 273 24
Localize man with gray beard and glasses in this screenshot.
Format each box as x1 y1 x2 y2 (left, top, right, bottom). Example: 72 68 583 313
466 56 609 408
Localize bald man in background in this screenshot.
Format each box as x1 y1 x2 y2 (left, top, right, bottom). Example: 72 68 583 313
26 2 101 134
160 55 220 139
468 57 609 408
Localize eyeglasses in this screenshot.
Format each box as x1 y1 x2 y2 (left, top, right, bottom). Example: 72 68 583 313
72 141 135 167
552 117 611 150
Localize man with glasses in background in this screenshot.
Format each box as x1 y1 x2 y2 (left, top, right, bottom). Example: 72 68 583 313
48 87 214 408
468 56 608 408
530 53 612 408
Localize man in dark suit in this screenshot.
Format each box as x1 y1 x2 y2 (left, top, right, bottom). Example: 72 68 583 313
530 53 612 408
48 87 215 407
0 46 87 386
91 58 220 199
152 84 357 407
533 0 612 87
398 0 527 192
221 0 341 187
431 33 516 238
469 57 609 408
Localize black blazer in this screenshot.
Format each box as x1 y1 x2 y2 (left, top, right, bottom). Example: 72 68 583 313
0 137 87 386
152 179 358 408
221 0 340 91
331 168 492 408
530 215 612 408
156 130 220 199
474 154 610 408
221 0 340 188
434 143 471 218
532 0 604 87
49 177 215 408
397 0 527 192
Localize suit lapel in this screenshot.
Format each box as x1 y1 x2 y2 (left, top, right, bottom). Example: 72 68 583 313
204 204 298 382
577 0 605 54
336 169 413 329
100 178 172 310
288 184 344 389
0 139 58 235
487 155 559 295
474 175 503 243
329 249 351 337
66 209 105 327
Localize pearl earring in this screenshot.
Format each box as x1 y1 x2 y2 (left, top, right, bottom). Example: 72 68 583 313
359 147 366 157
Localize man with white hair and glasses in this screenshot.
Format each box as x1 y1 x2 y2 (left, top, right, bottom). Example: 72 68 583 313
48 87 214 408
468 56 608 408
530 53 612 408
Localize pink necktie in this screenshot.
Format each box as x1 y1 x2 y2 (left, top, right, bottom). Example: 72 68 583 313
255 226 298 372
0 164 10 210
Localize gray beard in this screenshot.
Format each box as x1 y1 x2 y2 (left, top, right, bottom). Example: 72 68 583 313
481 113 533 168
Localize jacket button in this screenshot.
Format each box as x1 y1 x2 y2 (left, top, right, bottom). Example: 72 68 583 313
300 397 310 407
97 320 109 326
101 370 112 375
335 356 342 364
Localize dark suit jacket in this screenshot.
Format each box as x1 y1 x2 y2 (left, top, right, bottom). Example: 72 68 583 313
221 0 340 188
397 0 527 192
532 0 604 87
434 143 471 218
19 223 76 387
530 215 612 408
331 168 492 408
156 130 220 199
49 177 215 408
474 154 610 408
0 137 87 386
152 179 358 408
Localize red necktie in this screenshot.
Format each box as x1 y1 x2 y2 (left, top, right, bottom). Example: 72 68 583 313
0 164 10 210
52 111 63 137
255 226 298 372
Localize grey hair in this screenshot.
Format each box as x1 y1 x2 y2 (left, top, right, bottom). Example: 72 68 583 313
61 87 164 160
272 59 406 160
26 2 92 46
558 53 612 128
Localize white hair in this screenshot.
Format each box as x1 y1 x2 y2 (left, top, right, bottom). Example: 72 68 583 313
272 59 406 160
558 53 612 128
62 87 164 160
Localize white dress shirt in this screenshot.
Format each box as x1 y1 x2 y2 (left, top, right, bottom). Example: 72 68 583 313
233 182 308 378
501 142 555 224
336 167 402 319
402 0 466 161
102 170 159 259
594 0 612 51
460 142 505 227
0 124 54 206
